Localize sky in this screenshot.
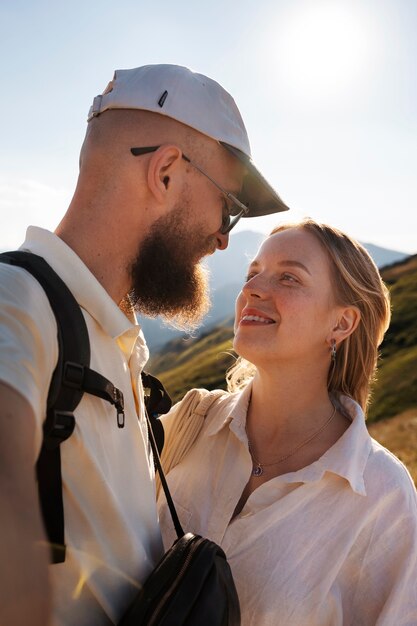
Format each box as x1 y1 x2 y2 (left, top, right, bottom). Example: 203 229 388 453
0 0 416 253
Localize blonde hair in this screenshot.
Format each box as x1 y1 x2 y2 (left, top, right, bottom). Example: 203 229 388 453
226 219 391 414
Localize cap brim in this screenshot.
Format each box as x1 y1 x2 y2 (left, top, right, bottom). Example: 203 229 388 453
221 142 290 218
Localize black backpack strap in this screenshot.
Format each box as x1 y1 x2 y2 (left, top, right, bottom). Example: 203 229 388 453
0 251 125 562
0 251 91 562
0 251 172 562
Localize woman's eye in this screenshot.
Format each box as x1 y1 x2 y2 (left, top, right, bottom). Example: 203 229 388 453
245 272 257 282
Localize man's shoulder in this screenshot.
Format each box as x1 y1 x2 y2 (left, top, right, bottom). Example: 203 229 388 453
0 258 59 430
0 260 53 309
0 260 58 343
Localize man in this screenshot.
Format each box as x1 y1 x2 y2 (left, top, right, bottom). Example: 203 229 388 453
0 64 288 625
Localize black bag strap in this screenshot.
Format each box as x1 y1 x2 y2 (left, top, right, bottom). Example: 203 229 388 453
144 406 184 540
144 389 226 542
0 251 126 562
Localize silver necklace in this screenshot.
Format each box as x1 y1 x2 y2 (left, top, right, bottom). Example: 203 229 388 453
247 405 337 477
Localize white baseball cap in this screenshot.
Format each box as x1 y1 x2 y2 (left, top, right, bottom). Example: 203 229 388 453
88 64 289 218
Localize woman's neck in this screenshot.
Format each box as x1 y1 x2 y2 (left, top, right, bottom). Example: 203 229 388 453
247 366 335 447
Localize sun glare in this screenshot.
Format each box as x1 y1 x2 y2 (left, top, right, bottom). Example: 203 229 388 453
272 1 376 104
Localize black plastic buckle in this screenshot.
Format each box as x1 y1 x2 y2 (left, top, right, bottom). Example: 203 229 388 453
113 388 125 428
44 410 76 448
63 362 84 389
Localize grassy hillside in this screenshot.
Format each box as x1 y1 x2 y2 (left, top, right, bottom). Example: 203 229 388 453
367 255 417 423
148 322 234 401
368 408 417 485
150 255 417 483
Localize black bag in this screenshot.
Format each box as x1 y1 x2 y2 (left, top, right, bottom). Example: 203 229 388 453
119 533 240 626
118 405 241 626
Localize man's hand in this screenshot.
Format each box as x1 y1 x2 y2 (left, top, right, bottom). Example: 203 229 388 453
0 382 51 626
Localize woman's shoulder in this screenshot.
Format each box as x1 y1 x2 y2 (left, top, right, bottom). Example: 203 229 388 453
366 435 417 504
159 388 231 475
169 387 229 418
339 395 416 499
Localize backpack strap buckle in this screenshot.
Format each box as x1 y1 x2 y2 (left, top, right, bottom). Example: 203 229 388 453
63 361 85 389
43 410 76 449
113 388 125 428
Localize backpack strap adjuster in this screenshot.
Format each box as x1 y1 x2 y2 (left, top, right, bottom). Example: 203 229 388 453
44 410 76 449
113 388 125 428
63 361 85 389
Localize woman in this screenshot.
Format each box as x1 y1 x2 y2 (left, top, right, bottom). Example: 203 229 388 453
157 219 417 625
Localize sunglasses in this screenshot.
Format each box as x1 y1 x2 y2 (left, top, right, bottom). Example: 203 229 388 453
130 145 249 234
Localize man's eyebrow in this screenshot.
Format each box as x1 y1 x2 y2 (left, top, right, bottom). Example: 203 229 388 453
249 259 312 276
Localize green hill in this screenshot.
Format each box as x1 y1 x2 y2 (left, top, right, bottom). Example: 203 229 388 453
150 255 417 482
151 255 417 412
148 321 234 401
149 255 417 410
367 255 417 423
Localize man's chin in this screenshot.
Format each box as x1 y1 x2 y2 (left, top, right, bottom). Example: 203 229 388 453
203 247 217 259
192 235 217 263
204 237 218 258
136 298 210 333
132 264 210 332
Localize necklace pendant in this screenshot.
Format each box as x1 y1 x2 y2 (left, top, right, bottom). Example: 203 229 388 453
252 464 263 477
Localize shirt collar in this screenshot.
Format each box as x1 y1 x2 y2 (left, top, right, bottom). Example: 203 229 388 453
308 395 371 496
20 227 147 360
207 384 371 496
206 382 252 442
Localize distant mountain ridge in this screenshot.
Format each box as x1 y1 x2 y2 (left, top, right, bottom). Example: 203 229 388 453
138 231 409 349
361 243 408 269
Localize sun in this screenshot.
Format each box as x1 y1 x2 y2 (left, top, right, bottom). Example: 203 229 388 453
272 1 376 104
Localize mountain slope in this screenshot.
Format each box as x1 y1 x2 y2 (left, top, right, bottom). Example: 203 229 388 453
151 254 417 421
148 323 235 400
367 255 417 422
368 408 417 484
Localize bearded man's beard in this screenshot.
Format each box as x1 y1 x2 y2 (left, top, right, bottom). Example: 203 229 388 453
129 203 214 331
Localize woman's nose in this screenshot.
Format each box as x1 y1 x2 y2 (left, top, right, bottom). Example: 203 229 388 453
242 275 267 299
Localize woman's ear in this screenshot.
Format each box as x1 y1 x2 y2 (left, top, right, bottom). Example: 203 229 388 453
146 145 183 203
328 305 361 347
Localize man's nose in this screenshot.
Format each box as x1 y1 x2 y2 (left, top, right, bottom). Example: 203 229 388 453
215 231 229 250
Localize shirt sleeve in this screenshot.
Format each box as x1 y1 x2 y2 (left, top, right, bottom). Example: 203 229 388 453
350 464 417 625
0 263 58 457
159 389 209 479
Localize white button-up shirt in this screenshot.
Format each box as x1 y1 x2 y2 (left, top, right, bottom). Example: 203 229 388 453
0 227 163 625
158 384 417 625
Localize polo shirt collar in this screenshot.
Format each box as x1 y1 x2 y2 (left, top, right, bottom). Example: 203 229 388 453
207 382 371 496
21 226 139 343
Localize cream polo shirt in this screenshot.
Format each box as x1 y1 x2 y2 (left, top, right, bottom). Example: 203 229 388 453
0 227 163 626
158 384 417 626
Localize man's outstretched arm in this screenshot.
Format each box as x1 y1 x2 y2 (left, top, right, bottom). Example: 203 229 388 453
0 382 52 626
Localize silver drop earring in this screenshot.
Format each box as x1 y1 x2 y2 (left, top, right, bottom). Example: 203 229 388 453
331 339 337 362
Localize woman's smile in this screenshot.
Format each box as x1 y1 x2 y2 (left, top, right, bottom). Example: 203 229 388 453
239 307 275 326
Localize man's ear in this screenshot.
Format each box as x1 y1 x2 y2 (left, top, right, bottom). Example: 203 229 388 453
328 305 361 347
146 145 183 203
